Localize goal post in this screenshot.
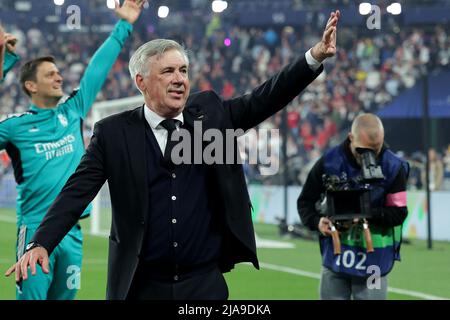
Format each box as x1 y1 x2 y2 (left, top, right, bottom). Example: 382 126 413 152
89 95 144 236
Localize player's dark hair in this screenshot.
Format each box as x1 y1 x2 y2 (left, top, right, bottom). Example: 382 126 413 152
20 56 56 97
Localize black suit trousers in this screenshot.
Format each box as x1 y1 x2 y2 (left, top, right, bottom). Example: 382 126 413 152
126 263 229 300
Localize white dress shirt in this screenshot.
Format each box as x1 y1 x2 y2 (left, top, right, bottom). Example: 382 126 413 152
144 105 184 154
305 48 322 72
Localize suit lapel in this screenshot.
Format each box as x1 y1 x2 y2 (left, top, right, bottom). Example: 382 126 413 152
124 106 148 217
121 104 208 219
183 104 210 132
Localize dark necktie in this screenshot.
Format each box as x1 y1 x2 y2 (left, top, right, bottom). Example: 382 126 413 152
160 119 179 166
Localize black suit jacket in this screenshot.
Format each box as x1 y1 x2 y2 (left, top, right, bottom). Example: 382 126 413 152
31 56 323 299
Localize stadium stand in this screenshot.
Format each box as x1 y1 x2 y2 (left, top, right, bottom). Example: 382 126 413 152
0 0 449 188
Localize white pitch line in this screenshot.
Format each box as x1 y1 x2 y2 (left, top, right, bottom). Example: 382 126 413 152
386 287 448 300
260 262 448 300
0 215 16 223
0 214 448 300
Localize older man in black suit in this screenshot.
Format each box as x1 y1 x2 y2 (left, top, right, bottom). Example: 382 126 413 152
6 10 341 299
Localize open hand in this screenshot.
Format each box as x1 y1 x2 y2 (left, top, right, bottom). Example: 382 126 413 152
311 10 340 62
5 247 49 282
115 0 147 24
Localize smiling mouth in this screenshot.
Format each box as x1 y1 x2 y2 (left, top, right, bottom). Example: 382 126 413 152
169 90 184 98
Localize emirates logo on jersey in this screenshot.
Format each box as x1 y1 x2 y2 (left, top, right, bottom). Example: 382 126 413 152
58 114 68 127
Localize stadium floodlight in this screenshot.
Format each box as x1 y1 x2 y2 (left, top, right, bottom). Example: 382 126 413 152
106 0 117 10
158 6 169 19
54 0 65 6
212 0 228 13
359 2 372 15
15 1 32 11
387 3 402 15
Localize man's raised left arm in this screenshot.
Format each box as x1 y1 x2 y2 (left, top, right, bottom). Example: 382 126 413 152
66 0 146 118
225 10 340 131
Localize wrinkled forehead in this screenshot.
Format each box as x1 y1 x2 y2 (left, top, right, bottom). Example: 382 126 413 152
149 49 189 67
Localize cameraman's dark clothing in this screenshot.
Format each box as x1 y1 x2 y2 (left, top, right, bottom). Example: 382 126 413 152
298 138 408 277
297 139 408 232
298 139 408 299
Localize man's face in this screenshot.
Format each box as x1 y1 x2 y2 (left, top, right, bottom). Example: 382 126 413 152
31 62 64 100
349 131 384 165
138 49 190 118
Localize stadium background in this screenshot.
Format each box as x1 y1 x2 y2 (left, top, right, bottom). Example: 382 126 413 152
0 0 449 299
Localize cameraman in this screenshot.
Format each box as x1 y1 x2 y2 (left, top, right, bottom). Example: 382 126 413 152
297 113 409 300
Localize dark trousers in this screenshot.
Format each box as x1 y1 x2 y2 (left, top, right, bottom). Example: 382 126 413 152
126 263 228 300
320 266 388 300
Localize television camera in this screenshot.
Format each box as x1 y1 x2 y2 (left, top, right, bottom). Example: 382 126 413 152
315 147 384 255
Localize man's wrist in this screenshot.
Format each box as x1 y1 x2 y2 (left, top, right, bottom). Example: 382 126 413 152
305 49 322 72
25 242 42 252
310 44 326 64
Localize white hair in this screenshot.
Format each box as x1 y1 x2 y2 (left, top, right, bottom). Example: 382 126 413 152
128 39 189 92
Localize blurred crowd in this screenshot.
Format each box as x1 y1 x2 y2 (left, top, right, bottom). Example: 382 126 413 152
1 8 449 189
405 147 450 191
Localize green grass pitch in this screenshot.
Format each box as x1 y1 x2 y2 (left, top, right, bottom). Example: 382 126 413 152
0 208 449 300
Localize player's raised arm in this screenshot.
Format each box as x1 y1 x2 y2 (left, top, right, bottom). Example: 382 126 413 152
0 25 5 79
66 0 146 118
1 26 20 82
114 0 146 24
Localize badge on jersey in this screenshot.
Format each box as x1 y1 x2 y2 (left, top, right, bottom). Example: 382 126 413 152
58 114 68 127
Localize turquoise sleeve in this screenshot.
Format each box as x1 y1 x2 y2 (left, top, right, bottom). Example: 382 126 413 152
0 116 12 150
2 51 20 81
63 19 133 118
